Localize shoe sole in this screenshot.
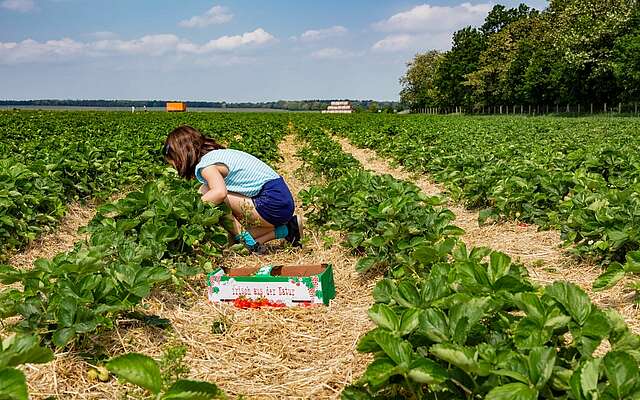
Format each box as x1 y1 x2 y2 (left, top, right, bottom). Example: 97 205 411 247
296 215 304 243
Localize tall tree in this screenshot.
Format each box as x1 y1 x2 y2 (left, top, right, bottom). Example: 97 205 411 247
612 5 640 101
399 50 443 110
435 27 485 108
481 3 536 35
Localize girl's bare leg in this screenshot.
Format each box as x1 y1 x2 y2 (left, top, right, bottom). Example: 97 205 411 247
224 193 276 243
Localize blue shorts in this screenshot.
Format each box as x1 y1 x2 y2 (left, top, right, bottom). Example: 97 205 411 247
252 177 295 226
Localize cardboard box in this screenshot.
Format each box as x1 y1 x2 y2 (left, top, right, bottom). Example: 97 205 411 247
206 264 335 307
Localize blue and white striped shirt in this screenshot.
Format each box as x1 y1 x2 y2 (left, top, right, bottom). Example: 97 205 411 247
194 149 280 197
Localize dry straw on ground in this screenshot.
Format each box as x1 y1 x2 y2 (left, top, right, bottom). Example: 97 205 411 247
336 136 640 334
8 203 96 270
17 134 375 399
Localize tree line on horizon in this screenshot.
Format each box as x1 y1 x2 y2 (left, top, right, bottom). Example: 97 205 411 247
400 0 640 112
0 99 400 112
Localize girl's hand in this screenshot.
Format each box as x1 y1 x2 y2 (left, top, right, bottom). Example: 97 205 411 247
199 184 210 195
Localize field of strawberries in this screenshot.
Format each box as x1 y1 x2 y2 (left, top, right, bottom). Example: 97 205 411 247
2 110 640 399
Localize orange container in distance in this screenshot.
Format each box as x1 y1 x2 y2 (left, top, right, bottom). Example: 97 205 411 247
166 102 187 112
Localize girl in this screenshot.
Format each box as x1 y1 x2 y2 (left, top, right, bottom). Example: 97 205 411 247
162 125 302 254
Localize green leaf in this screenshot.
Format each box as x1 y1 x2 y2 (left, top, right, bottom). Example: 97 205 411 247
0 367 28 400
356 329 382 353
594 262 625 291
469 246 492 261
430 343 480 375
418 308 449 343
488 251 511 284
368 303 400 332
373 330 413 368
0 335 53 368
356 257 377 273
412 245 440 265
362 357 401 391
581 309 612 339
570 358 600 400
545 282 592 325
156 225 179 243
395 281 420 308
52 327 76 347
407 357 448 385
486 383 537 400
106 353 162 394
57 298 77 327
604 351 639 399
0 265 23 285
399 308 420 336
527 347 556 389
372 279 395 303
340 385 372 400
625 251 640 273
162 380 226 399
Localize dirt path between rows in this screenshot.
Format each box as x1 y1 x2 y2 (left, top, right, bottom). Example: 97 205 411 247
335 136 640 333
8 203 96 269
25 134 374 399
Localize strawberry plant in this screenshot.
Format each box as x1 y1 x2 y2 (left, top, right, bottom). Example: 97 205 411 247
0 110 289 256
296 125 462 277
0 333 53 400
345 246 640 399
305 114 640 289
286 121 640 399
107 352 226 399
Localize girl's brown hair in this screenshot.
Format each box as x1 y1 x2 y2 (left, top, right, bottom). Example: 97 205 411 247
162 125 225 179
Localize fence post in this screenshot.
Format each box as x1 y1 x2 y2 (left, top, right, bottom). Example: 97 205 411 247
619 103 622 114
556 104 559 113
566 104 570 113
590 103 593 114
604 103 607 113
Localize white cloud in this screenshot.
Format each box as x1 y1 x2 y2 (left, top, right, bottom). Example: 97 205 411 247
298 25 348 41
92 34 182 56
310 47 355 59
0 29 276 64
371 32 454 53
179 5 233 28
0 38 84 63
1 0 34 12
371 35 413 52
370 2 491 53
373 2 491 33
197 28 274 52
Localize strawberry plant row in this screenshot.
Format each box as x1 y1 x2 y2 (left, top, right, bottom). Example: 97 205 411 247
0 111 288 398
311 114 640 290
292 123 640 399
0 111 289 258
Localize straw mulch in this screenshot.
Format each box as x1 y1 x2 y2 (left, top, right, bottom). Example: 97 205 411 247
19 134 375 399
336 136 640 334
8 203 96 270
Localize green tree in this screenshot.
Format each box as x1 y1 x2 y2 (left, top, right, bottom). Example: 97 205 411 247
481 3 536 35
612 5 640 101
435 27 485 108
399 50 443 110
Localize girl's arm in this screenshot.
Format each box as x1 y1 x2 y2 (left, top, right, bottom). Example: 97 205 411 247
200 165 228 205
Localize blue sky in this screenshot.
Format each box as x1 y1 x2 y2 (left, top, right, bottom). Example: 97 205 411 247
0 0 547 101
